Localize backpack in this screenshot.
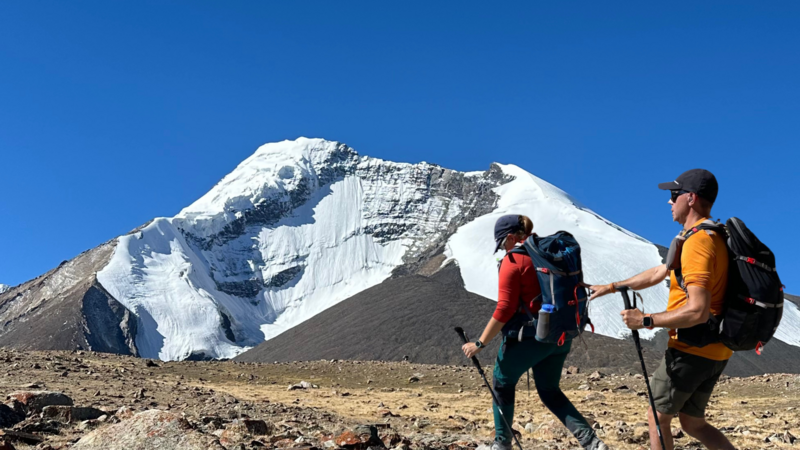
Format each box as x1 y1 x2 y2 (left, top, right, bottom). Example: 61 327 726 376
500 231 593 345
672 218 783 354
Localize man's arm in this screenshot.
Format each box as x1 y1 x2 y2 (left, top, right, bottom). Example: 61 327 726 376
621 285 711 330
588 264 668 300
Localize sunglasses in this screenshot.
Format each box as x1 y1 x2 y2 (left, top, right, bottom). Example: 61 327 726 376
670 190 691 203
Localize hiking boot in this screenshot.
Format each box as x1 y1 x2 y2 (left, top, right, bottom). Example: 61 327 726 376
586 436 609 450
490 440 513 450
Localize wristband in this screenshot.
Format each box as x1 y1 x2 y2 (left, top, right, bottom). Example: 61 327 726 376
609 283 617 293
643 314 655 330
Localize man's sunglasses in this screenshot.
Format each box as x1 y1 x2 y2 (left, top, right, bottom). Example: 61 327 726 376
670 190 691 203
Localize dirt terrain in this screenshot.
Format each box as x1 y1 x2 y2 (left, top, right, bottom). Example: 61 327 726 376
0 349 797 449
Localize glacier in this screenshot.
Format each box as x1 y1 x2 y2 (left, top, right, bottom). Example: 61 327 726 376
93 137 800 360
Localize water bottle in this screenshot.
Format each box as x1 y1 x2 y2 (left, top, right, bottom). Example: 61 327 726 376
537 304 555 340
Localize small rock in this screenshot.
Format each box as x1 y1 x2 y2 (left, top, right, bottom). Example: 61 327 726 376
287 381 317 390
335 431 361 447
41 405 72 423
582 393 606 402
588 371 605 381
115 406 135 419
672 427 684 439
408 376 420 383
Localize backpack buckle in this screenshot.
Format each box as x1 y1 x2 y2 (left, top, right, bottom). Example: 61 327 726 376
746 257 756 265
746 297 756 305
539 267 549 274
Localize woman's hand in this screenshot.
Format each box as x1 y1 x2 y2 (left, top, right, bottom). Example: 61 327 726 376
462 342 482 358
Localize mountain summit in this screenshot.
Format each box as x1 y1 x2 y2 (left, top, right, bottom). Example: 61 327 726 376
2 138 799 362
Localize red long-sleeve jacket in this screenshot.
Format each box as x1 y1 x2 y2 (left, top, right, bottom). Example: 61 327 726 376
492 250 543 323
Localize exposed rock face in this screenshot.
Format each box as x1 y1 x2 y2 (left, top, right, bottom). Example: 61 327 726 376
174 142 510 301
93 139 521 360
71 410 225 450
0 242 138 356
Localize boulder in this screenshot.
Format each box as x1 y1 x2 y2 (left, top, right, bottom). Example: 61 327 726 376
6 391 72 413
41 406 106 424
71 410 225 450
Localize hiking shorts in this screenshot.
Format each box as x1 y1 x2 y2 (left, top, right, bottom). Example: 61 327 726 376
651 347 728 418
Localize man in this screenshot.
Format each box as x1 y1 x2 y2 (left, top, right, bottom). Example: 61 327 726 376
589 169 735 450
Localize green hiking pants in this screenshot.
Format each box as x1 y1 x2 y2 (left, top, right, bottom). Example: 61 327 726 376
492 337 596 447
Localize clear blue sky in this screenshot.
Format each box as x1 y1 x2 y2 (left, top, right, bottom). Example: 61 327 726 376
1 2 798 292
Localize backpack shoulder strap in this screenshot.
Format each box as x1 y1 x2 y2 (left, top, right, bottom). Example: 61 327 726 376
498 246 539 322
674 219 725 293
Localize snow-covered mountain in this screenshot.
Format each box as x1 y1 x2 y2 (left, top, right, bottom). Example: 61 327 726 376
0 284 9 294
3 138 799 361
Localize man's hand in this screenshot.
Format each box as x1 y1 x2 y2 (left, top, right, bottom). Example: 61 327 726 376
587 283 615 301
621 308 645 330
462 342 482 358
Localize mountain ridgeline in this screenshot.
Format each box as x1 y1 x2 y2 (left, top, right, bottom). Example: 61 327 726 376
1 138 798 375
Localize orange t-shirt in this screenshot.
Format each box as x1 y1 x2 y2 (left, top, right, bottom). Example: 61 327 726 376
667 218 733 361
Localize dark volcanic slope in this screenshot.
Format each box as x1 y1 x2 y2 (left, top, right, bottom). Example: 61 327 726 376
236 263 641 369
0 241 138 355
237 264 800 377
236 263 503 366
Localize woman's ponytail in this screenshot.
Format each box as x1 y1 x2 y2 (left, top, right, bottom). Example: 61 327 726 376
517 215 534 237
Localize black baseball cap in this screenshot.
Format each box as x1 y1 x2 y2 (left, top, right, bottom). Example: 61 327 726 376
658 169 719 203
493 215 524 252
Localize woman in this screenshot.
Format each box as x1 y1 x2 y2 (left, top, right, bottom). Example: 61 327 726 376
461 214 607 450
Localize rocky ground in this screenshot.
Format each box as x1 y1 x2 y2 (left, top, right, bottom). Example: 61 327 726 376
0 349 797 449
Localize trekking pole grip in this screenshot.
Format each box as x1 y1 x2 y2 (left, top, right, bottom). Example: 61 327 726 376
454 327 484 372
454 327 469 344
617 285 633 310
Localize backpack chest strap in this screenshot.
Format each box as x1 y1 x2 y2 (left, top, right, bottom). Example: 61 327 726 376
735 256 776 272
739 294 783 309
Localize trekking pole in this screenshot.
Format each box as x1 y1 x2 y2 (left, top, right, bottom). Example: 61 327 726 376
454 327 524 450
617 286 668 450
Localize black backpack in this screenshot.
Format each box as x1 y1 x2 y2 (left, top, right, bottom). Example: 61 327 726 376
673 218 784 353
